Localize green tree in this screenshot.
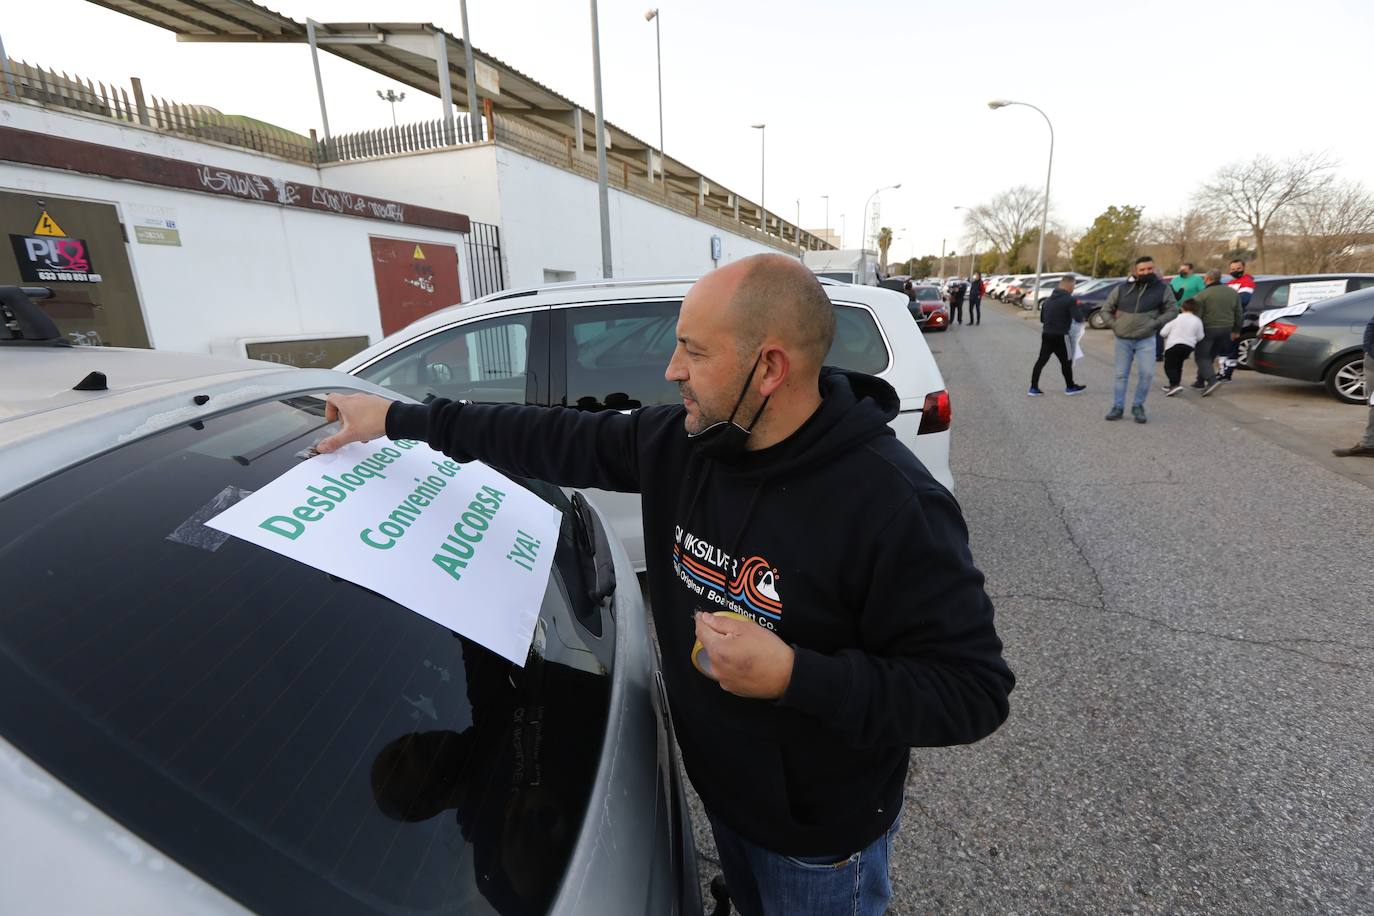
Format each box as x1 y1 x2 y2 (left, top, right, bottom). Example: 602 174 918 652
1071 205 1143 276
877 227 893 272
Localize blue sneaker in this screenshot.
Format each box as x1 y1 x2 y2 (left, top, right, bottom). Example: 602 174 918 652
1065 384 1087 395
1027 387 1044 397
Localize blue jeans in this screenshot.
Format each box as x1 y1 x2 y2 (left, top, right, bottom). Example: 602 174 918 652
1113 335 1156 409
706 809 900 916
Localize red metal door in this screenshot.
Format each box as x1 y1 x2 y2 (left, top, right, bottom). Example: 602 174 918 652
369 236 462 336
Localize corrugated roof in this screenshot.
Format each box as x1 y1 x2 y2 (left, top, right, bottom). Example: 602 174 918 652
83 0 828 248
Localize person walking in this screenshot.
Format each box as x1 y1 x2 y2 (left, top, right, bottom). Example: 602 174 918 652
1163 262 1205 361
315 254 1014 916
1100 255 1178 423
949 279 967 325
968 272 985 325
1332 311 1374 458
1158 299 1205 396
1221 258 1255 380
1190 268 1243 396
1028 276 1087 396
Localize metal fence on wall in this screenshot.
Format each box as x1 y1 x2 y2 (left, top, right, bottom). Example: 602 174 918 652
466 221 505 300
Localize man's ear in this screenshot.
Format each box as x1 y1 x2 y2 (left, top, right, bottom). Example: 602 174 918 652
758 344 790 397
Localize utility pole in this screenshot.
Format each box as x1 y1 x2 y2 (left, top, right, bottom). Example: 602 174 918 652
590 0 613 277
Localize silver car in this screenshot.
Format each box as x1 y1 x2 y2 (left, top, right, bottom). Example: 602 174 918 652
0 288 699 915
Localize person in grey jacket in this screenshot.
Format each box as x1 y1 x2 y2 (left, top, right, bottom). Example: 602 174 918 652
1332 313 1374 458
1099 255 1178 423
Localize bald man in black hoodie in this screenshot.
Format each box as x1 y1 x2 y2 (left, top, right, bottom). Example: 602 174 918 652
318 254 1014 916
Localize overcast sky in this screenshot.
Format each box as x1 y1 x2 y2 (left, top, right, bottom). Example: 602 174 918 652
9 0 1374 263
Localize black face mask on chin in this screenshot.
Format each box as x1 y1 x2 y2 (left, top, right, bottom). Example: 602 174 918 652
686 352 770 460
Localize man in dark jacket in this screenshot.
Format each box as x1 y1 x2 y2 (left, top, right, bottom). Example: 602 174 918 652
1332 313 1374 458
968 273 985 325
316 254 1014 916
1028 276 1087 396
1100 255 1179 423
949 279 967 324
1189 269 1243 395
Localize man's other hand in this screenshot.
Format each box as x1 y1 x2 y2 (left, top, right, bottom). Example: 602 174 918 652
694 611 794 700
316 392 395 454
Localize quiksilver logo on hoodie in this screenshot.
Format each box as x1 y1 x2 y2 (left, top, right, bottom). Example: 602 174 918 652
672 526 784 630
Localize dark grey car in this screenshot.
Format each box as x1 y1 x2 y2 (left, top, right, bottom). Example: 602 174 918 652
1251 288 1374 404
1235 274 1374 367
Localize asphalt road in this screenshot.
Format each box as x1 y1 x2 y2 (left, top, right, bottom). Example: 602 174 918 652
687 299 1374 915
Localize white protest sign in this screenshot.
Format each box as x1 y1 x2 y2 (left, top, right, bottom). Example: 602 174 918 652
1287 279 1348 308
206 438 562 665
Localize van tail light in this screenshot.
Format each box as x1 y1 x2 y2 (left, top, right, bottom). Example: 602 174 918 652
1261 321 1297 341
917 390 951 435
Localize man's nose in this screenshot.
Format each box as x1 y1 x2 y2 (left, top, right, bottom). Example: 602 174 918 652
665 353 686 382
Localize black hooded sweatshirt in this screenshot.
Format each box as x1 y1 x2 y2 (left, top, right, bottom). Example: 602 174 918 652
386 368 1014 857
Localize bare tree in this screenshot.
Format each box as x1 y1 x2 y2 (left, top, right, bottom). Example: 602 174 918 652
963 186 1043 270
1197 151 1337 270
1288 179 1374 273
1143 207 1226 266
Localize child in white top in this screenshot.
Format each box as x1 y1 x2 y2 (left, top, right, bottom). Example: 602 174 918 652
1159 300 1204 395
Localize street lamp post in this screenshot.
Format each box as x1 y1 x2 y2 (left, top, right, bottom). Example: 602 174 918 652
861 183 900 281
751 123 766 233
989 99 1053 309
644 9 664 183
590 0 613 277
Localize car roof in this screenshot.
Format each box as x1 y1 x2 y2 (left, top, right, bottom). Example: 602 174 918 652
0 347 397 499
0 346 283 424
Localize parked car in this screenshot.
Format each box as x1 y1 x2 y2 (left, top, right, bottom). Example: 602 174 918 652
1250 287 1374 404
1076 278 1129 329
1233 274 1374 368
336 276 955 571
0 288 700 916
908 284 949 331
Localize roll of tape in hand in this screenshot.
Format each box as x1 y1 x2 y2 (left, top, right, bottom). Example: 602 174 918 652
691 610 751 679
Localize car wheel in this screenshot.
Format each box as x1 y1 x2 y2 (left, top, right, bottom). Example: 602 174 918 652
1236 338 1256 369
1087 309 1108 330
1325 353 1367 404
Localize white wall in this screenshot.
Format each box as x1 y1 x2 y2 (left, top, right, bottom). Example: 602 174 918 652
492 147 784 289
0 101 471 354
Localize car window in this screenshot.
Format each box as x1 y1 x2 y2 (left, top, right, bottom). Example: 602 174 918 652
0 396 611 916
1266 283 1290 308
356 313 533 405
815 271 855 282
827 305 890 374
565 300 680 410
1353 279 1374 291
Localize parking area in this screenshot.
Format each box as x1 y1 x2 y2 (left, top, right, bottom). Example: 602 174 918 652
1004 306 1374 490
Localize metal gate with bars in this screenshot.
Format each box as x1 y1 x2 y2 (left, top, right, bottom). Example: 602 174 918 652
466 221 505 300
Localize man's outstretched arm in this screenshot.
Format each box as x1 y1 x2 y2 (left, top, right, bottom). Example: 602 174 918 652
317 392 645 493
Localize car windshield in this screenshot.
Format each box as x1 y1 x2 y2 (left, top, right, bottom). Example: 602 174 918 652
912 287 941 301
0 394 612 916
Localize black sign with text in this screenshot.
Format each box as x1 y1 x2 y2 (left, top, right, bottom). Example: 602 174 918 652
9 234 103 283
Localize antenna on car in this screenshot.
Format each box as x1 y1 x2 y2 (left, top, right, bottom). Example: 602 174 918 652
0 286 69 346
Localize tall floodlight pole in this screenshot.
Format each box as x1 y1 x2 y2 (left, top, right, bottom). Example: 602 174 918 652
989 99 1054 309
590 0 613 277
644 9 664 182
860 183 900 282
821 194 830 244
459 0 481 140
751 124 766 233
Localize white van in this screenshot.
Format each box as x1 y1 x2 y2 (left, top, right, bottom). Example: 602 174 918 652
802 249 883 286
336 277 954 570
